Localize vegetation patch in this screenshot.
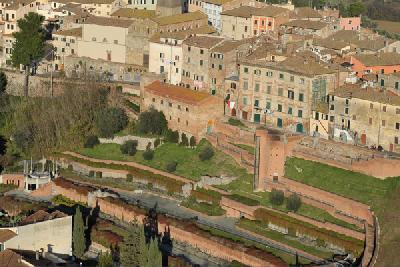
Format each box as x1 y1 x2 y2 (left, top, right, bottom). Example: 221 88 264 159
226 194 260 206
181 196 225 216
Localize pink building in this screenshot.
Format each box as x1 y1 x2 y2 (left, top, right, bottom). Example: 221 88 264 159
340 17 361 31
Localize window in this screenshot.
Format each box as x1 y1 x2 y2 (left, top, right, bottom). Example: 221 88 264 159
267 85 271 94
160 53 164 58
290 76 294 82
298 110 303 118
92 37 96 41
152 98 155 102
254 99 259 107
186 107 189 112
370 103 374 109
287 90 294 100
266 101 271 109
397 108 400 114
300 78 305 84
169 102 172 107
352 115 357 120
114 40 118 44
382 120 386 127
330 116 334 122
160 66 164 73
395 137 399 144
381 79 385 86
396 82 399 90
278 88 283 96
254 69 261 75
255 83 260 92
244 26 247 32
243 97 248 105
200 49 204 54
279 73 284 80
243 81 248 90
218 65 222 70
299 93 304 102
244 67 249 73
266 71 273 77
369 118 373 125
288 107 292 115
383 106 387 112
200 60 203 66
345 107 349 114
277 104 282 112
396 122 400 130
161 100 164 104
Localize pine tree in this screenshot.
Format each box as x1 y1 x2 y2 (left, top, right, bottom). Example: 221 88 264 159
120 222 147 267
146 238 162 267
73 207 86 259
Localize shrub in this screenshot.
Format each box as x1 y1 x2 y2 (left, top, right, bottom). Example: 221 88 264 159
146 183 153 190
96 107 128 138
165 129 179 143
154 138 161 148
286 193 302 212
120 140 138 156
199 146 214 161
96 171 102 178
84 135 100 148
126 174 133 182
270 189 285 206
166 161 177 173
180 133 189 146
136 108 168 135
142 149 154 160
189 136 196 147
88 170 95 177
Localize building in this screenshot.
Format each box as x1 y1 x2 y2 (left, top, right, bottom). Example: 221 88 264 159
143 80 224 138
339 17 360 31
289 7 322 21
52 27 82 70
281 19 337 38
220 5 290 40
350 53 400 78
328 83 400 152
378 72 400 92
149 25 216 85
0 210 72 256
156 0 186 17
236 56 343 134
181 35 224 92
110 8 156 19
152 10 208 33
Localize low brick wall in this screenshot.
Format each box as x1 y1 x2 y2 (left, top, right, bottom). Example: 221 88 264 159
213 120 255 146
220 197 257 219
0 174 25 190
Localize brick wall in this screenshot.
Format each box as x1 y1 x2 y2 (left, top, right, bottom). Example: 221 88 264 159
213 120 255 145
0 174 25 189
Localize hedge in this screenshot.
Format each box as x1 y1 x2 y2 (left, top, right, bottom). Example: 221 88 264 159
226 194 260 206
55 152 184 194
191 188 222 203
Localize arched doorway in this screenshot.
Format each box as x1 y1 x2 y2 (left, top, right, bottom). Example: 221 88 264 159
231 108 236 117
296 123 303 133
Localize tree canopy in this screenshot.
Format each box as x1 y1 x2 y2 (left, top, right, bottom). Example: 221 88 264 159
136 108 168 135
11 12 45 68
96 107 128 138
73 207 86 259
0 72 7 95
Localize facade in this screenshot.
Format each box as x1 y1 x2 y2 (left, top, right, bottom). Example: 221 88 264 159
378 72 400 92
350 53 400 78
220 6 290 40
339 17 360 31
329 84 400 152
181 35 224 92
52 27 81 70
0 211 72 256
281 19 337 38
143 80 224 138
152 10 208 33
236 57 341 134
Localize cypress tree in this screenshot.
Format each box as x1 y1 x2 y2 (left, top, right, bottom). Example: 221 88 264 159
97 251 113 267
120 222 147 267
73 207 86 259
146 238 162 267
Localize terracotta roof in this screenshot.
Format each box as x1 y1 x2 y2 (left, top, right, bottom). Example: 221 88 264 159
84 16 134 28
54 27 82 37
313 38 350 50
53 3 86 15
0 229 17 242
353 53 400 67
283 20 327 30
0 250 28 267
211 38 253 53
110 8 156 19
327 30 394 51
145 81 213 105
152 11 207 26
333 83 400 106
183 35 224 49
290 7 322 19
21 210 67 225
221 5 288 18
151 25 217 41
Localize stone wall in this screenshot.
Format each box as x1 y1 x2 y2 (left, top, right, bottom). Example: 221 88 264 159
0 174 25 190
99 135 156 150
213 120 255 146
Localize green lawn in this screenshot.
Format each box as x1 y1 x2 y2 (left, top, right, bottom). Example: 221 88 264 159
237 219 334 259
78 139 249 182
0 184 17 194
284 157 400 209
217 174 363 232
181 199 225 216
229 142 255 155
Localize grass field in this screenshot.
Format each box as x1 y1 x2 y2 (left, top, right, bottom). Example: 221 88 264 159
374 20 400 34
78 139 249 182
284 157 400 209
229 142 255 155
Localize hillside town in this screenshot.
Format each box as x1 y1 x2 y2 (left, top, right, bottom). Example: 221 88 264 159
0 0 399 266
